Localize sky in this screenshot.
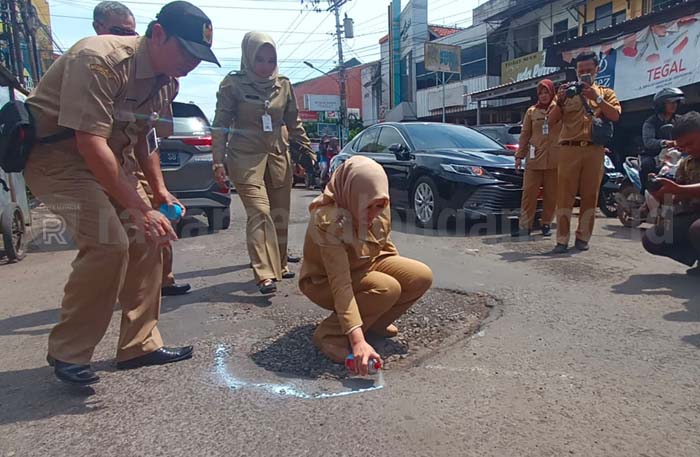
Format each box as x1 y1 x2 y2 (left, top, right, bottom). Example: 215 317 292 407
46 0 483 117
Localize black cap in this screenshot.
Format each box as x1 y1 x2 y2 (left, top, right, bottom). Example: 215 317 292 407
156 1 220 66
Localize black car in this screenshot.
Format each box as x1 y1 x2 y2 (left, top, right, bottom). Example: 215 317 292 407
160 102 231 231
330 122 525 228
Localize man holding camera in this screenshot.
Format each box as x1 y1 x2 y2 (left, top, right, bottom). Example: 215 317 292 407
548 52 621 253
642 111 700 276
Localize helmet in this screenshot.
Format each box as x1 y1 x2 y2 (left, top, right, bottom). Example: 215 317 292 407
653 87 684 111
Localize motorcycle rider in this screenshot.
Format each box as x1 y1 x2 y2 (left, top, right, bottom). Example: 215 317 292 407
642 111 700 276
640 88 684 191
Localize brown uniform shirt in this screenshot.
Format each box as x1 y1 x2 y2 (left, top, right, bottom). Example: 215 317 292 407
557 85 621 144
300 205 398 334
516 104 561 170
26 35 178 175
212 72 314 188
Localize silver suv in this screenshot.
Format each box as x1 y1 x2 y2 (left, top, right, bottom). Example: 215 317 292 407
160 102 231 231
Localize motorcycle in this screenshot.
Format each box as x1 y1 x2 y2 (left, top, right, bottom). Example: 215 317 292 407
616 146 682 227
599 152 623 218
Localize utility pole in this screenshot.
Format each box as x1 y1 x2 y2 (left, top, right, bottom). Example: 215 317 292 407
20 0 40 87
7 0 24 85
328 0 348 146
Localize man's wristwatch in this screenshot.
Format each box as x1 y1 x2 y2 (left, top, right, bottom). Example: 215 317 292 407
212 163 225 171
596 95 604 104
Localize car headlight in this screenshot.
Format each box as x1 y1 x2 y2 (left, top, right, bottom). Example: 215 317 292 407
441 163 491 177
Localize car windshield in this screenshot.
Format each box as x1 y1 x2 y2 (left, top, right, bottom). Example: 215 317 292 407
172 117 210 136
403 124 504 151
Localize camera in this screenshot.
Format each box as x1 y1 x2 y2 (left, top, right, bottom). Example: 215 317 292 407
565 81 584 98
564 74 593 98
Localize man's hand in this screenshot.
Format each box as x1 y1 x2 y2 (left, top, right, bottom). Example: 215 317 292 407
514 157 523 171
557 84 568 102
652 177 682 201
214 166 228 188
131 209 178 246
582 83 597 101
153 190 186 219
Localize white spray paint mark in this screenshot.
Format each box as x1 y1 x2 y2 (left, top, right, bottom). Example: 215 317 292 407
214 345 384 400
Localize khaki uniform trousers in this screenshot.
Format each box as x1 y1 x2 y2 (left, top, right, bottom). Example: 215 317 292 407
234 166 292 283
520 167 558 230
556 145 605 246
139 177 175 287
25 146 163 364
301 255 433 363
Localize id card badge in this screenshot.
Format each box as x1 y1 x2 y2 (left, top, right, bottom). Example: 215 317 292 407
529 145 536 160
262 113 273 132
146 127 158 155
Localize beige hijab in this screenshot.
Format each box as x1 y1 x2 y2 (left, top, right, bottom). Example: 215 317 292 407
240 31 278 90
309 155 389 228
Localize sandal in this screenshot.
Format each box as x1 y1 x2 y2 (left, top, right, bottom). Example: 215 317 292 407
282 269 296 279
258 279 277 295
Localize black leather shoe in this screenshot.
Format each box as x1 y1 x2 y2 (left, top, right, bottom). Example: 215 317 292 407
551 243 568 254
574 239 590 251
116 346 194 370
54 360 100 386
511 228 532 240
161 283 191 296
287 255 301 263
541 225 552 237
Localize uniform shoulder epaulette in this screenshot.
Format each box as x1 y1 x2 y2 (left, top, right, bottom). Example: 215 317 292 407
101 43 136 68
313 206 352 242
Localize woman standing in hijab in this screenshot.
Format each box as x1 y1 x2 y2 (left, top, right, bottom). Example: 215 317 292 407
513 79 561 238
299 156 433 374
212 32 315 294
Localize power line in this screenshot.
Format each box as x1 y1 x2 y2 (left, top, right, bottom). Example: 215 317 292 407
277 7 314 48
280 10 334 66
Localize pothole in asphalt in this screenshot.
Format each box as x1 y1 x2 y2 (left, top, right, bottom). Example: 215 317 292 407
249 289 496 380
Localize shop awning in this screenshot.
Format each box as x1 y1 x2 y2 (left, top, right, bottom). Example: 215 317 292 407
470 70 569 102
545 0 700 67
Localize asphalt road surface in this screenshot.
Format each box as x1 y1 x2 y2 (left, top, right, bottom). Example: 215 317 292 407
1 189 698 457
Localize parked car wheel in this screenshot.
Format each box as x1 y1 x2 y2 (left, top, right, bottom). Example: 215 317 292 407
412 176 442 229
1 204 26 262
205 207 231 231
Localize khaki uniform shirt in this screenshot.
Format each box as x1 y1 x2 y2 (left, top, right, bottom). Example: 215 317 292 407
516 104 561 170
557 85 621 144
26 35 178 175
212 73 314 188
300 205 398 334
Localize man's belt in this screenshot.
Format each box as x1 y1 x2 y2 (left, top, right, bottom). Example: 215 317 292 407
560 140 592 147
